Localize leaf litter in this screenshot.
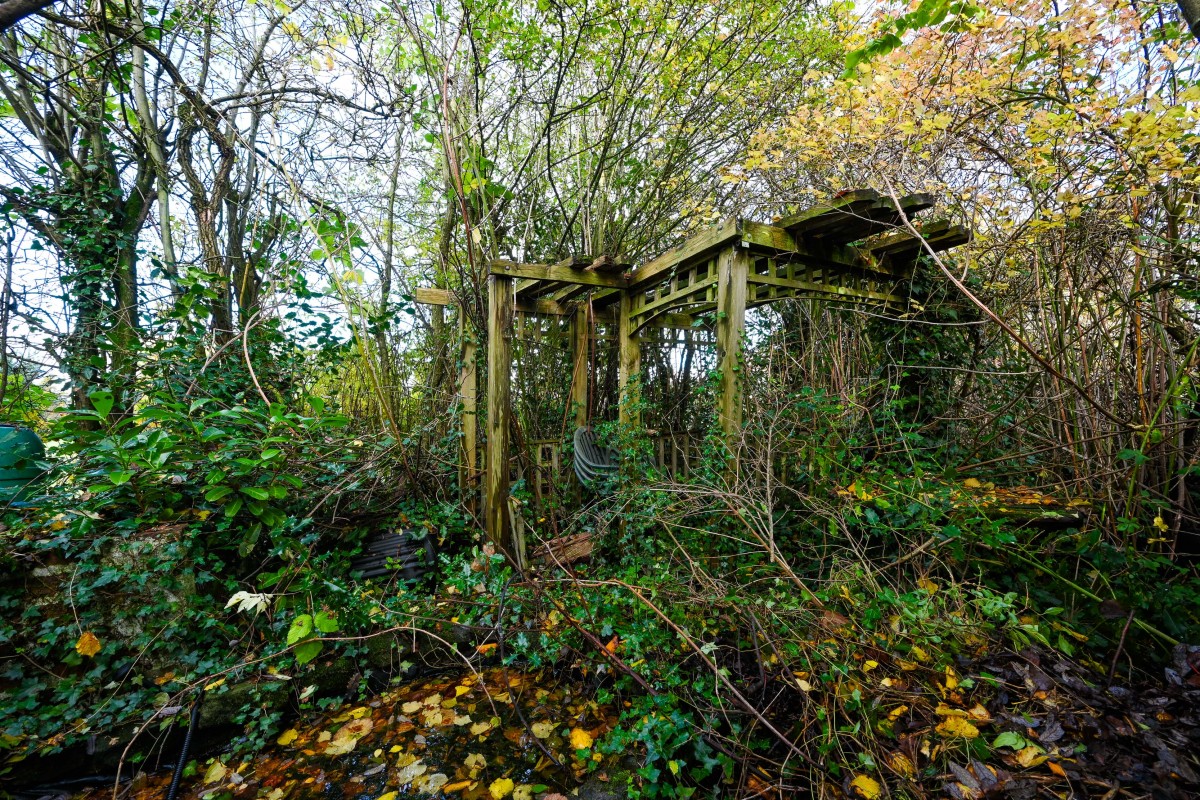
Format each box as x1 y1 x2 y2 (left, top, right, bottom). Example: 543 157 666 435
70 668 616 800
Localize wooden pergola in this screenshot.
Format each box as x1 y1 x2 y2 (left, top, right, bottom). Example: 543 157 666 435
414 189 970 565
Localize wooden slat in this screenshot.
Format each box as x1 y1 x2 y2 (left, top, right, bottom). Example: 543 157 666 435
492 259 628 289
413 287 453 305
627 218 741 291
774 189 880 231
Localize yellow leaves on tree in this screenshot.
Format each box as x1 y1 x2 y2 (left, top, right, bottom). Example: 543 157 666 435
74 631 101 658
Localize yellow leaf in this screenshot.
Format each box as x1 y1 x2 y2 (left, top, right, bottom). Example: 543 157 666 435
917 577 939 594
935 717 979 739
489 778 515 799
276 728 299 746
75 631 102 658
888 752 916 779
402 701 422 714
668 760 680 776
569 728 593 750
1153 516 1168 532
943 666 960 693
203 760 228 784
511 786 533 800
455 685 471 697
204 677 226 692
849 774 882 799
967 704 991 722
531 721 555 739
963 478 982 489
888 705 909 721
378 793 398 800
477 643 498 655
443 781 473 793
862 660 879 672
1016 746 1048 768
910 645 931 663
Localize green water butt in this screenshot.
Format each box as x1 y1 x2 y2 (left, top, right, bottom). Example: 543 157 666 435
0 424 47 504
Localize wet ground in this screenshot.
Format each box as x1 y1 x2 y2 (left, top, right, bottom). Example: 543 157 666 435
74 668 619 800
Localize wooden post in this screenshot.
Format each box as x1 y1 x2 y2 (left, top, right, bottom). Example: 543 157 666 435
571 303 589 429
458 312 478 518
486 273 516 560
715 244 749 446
617 290 641 428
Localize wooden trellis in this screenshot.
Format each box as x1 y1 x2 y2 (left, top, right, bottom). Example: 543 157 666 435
414 189 971 564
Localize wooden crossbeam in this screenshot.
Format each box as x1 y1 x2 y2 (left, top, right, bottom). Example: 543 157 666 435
776 192 936 245
492 259 628 289
869 221 972 261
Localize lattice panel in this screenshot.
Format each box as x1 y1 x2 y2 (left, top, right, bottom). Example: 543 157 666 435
746 255 906 309
627 254 720 333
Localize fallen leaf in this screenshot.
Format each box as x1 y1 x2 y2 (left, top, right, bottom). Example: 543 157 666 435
203 760 228 784
889 752 916 779
935 717 980 739
443 781 474 793
489 777 515 799
512 786 534 800
963 478 982 489
378 793 398 800
477 643 498 655
1047 761 1067 778
849 774 882 799
397 760 428 784
569 728 593 750
531 721 556 739
276 728 299 746
1016 746 1048 768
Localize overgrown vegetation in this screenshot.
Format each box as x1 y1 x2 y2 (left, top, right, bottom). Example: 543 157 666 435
1 0 1199 798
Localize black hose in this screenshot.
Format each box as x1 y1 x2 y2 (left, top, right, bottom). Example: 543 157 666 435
165 691 203 800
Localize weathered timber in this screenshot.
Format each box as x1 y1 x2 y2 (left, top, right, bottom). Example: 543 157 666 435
571 305 589 429
492 259 628 288
413 286 453 305
627 219 742 291
486 274 516 561
715 246 749 445
778 192 936 245
458 314 478 517
587 255 632 275
618 290 642 427
774 189 881 232
869 221 972 261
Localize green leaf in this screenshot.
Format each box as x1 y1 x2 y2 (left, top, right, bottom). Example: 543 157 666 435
286 614 314 645
89 390 114 419
992 731 1027 750
204 485 234 502
225 497 244 518
240 486 270 501
314 610 339 633
107 470 133 486
294 639 323 665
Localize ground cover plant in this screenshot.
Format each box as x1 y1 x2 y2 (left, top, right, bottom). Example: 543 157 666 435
1 0 1199 798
